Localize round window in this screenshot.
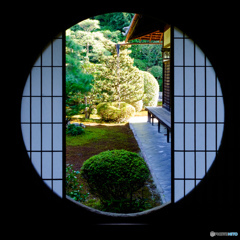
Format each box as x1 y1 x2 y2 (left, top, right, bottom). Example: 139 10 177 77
20 13 224 215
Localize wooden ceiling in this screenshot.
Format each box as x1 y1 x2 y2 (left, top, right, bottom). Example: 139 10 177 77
125 14 165 43
135 30 163 42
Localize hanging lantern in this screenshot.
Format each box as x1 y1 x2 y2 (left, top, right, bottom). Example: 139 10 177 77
116 44 120 57
162 48 171 62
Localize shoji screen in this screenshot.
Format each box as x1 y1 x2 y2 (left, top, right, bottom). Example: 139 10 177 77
21 33 65 198
173 28 225 202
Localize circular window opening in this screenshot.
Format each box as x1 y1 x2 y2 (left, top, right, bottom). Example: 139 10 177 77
21 12 225 216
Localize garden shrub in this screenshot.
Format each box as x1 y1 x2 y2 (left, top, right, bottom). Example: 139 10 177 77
66 164 89 202
80 149 150 212
97 102 135 123
148 66 163 91
66 124 85 136
140 71 159 108
130 100 143 112
148 66 162 81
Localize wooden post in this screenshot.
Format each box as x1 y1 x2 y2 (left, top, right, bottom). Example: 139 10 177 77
116 45 121 108
147 111 151 122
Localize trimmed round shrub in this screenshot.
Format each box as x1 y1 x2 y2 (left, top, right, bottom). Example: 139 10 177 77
97 102 135 123
80 150 149 209
140 71 159 108
148 65 162 80
130 100 143 112
66 124 85 136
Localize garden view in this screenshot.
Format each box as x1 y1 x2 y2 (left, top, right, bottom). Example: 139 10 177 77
66 12 163 213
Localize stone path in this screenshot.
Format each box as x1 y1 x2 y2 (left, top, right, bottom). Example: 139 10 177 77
129 115 171 204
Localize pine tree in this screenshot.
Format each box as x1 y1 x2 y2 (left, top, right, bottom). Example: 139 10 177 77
66 17 144 117
92 41 144 107
65 29 94 118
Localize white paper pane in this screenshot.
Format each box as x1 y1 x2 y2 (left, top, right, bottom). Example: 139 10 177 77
21 97 30 122
53 180 62 197
196 124 205 150
53 97 62 122
42 67 52 96
196 67 205 96
195 44 205 66
31 67 41 96
174 67 183 95
206 67 216 96
185 124 194 150
185 180 195 195
174 97 183 122
174 123 184 150
174 27 183 38
34 55 41 66
217 78 223 96
207 124 216 151
207 152 216 172
185 152 194 178
42 43 52 66
44 180 52 189
53 67 62 96
42 124 52 151
21 124 30 151
53 152 62 178
31 152 41 176
174 152 184 178
42 97 51 122
206 57 212 66
196 152 205 178
42 152 52 179
196 97 205 122
185 38 194 66
53 39 62 66
31 124 41 151
53 124 62 150
217 124 224 150
174 180 184 202
31 97 41 122
185 67 194 96
206 97 216 122
217 97 224 122
196 180 201 186
185 97 194 122
174 39 183 66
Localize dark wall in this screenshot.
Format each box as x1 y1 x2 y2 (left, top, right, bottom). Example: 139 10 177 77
10 3 239 237
163 60 171 111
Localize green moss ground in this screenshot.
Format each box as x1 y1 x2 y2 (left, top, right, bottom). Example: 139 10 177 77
66 120 161 212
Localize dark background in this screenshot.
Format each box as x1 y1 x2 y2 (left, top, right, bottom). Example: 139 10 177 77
8 2 239 237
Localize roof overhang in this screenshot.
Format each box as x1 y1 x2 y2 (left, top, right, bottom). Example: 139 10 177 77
125 14 166 43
